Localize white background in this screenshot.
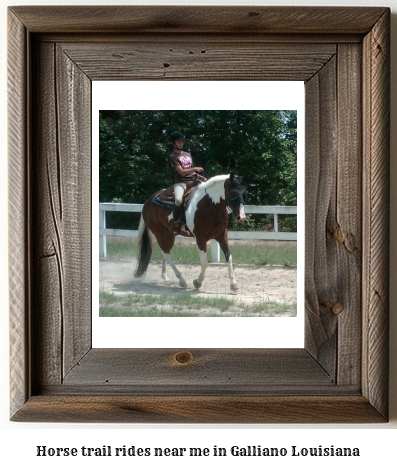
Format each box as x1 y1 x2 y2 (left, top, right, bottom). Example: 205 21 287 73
1 0 396 469
92 81 305 348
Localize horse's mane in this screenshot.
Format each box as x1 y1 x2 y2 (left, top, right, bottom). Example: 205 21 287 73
199 174 229 191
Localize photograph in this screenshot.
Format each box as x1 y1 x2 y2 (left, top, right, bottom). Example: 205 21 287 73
98 109 298 319
92 81 304 349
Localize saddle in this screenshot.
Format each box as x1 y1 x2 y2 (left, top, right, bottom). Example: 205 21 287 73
152 180 200 211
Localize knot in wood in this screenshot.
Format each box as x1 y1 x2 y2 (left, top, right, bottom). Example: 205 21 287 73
333 225 344 244
174 351 194 365
331 302 344 316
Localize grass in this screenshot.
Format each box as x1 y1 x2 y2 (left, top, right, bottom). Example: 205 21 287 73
100 290 234 311
105 236 297 267
99 290 297 318
100 237 297 318
229 242 296 266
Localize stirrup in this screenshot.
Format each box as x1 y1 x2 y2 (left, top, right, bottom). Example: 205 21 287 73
172 204 183 235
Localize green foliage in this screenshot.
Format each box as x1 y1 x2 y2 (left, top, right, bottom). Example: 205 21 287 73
99 110 298 228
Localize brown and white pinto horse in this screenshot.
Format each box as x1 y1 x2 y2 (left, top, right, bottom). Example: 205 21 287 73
134 173 247 291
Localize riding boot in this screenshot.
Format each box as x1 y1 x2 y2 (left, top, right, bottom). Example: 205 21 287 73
172 204 183 235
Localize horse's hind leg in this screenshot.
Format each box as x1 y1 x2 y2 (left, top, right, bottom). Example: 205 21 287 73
161 257 169 282
161 251 187 288
156 229 187 288
216 234 239 291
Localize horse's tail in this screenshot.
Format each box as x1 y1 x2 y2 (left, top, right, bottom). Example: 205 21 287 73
134 216 153 278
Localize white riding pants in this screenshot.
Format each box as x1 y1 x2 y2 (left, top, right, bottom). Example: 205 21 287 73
174 182 186 206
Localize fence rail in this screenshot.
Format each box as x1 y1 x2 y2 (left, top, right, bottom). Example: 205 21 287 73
99 202 297 261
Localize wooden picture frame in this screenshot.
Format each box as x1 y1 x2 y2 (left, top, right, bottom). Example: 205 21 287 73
8 6 390 423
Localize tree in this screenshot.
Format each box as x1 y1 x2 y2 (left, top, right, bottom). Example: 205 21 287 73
99 110 298 229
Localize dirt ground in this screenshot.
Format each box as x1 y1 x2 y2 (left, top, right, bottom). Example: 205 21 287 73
99 240 297 316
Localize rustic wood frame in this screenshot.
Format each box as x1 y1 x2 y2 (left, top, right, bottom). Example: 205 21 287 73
8 6 390 423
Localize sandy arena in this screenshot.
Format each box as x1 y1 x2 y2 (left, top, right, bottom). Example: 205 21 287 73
99 240 297 317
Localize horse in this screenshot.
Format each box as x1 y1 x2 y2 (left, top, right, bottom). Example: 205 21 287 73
134 173 248 291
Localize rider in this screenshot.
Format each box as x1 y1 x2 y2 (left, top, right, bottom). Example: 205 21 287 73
169 131 206 235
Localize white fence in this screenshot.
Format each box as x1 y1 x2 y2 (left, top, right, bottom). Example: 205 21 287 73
99 203 297 262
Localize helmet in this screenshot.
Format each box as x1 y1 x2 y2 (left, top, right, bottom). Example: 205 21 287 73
169 131 185 142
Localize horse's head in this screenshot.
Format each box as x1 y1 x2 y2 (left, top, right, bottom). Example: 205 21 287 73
228 173 248 223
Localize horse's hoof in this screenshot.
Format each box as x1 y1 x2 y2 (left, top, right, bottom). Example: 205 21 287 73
162 276 170 282
230 283 239 291
193 279 202 289
179 279 188 289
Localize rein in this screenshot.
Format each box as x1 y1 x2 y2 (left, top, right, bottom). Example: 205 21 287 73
203 169 211 181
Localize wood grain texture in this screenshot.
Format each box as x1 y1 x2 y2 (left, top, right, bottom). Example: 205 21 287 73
60 42 335 82
34 33 363 45
31 42 92 387
335 44 362 386
32 42 63 388
305 43 363 385
304 57 338 377
8 10 30 419
62 349 333 391
55 44 92 376
11 396 385 424
9 6 387 34
362 9 390 419
8 6 390 423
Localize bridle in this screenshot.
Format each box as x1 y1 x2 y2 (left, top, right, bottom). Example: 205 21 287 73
226 186 246 216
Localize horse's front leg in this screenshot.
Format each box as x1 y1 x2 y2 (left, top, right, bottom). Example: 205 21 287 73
193 238 208 289
193 250 208 289
226 253 239 291
216 234 239 291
